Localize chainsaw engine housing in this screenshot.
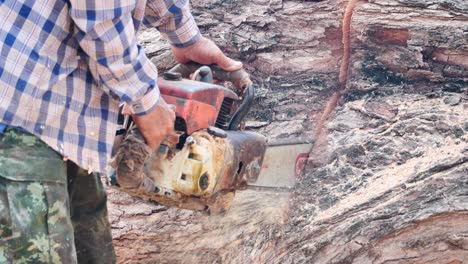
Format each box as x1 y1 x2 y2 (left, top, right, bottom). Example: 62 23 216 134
144 130 265 213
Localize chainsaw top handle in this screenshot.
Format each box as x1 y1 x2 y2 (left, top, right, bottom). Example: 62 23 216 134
168 62 254 131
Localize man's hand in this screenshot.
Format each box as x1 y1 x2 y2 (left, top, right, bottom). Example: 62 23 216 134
171 37 243 71
124 99 176 151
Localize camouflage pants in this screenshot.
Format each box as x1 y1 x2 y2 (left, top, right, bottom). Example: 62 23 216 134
0 128 115 263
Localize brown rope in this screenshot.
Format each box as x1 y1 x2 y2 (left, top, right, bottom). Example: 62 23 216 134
305 0 361 171
339 0 360 88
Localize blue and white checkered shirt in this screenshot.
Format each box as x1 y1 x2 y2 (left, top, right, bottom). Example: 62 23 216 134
0 0 200 174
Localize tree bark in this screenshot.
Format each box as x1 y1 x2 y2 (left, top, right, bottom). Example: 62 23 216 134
107 0 468 263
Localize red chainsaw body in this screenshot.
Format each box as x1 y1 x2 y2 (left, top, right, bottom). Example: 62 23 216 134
158 77 238 134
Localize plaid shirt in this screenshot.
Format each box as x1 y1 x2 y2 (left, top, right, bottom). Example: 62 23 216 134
0 0 200 174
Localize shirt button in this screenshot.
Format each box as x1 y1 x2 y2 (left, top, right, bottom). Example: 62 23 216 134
58 143 64 154
88 159 94 173
89 131 95 137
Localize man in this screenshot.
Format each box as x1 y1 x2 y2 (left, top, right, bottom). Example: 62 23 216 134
0 0 242 263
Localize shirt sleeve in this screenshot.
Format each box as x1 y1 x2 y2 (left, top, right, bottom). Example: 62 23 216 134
69 0 159 116
143 0 201 48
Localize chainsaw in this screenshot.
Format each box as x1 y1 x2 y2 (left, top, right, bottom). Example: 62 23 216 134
109 63 312 214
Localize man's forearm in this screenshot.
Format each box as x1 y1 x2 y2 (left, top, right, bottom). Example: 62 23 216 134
144 0 201 48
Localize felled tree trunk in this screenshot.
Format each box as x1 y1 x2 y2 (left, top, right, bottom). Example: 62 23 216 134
108 0 468 263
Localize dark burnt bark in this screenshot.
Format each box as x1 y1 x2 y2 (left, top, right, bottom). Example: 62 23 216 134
108 0 468 263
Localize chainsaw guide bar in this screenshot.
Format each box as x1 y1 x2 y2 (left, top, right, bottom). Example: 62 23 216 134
250 138 313 189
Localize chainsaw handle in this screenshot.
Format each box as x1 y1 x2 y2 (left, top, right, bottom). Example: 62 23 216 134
228 81 254 131
169 62 252 92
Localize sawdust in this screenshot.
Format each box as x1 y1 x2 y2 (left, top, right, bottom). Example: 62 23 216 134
110 189 291 263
